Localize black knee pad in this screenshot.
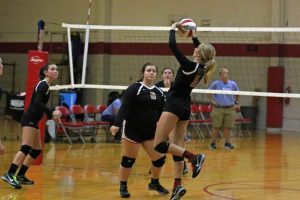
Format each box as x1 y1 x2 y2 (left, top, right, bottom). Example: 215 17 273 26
29 149 42 159
154 142 169 153
20 145 32 156
121 156 136 168
152 155 166 168
173 155 184 162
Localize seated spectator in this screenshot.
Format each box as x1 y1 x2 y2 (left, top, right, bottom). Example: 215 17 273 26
106 91 120 106
101 91 122 142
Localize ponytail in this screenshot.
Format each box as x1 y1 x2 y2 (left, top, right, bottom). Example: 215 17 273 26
39 64 49 80
204 59 217 85
199 43 217 85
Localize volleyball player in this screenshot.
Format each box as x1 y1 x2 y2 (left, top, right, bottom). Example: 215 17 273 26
2 64 62 189
0 57 5 154
154 22 217 200
155 67 189 175
110 62 169 198
155 67 175 88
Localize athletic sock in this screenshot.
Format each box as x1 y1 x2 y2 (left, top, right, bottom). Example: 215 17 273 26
120 181 127 187
173 178 181 190
8 163 18 174
183 150 195 162
151 178 159 184
17 165 29 176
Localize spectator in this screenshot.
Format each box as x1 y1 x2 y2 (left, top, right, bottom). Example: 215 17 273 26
101 91 122 142
107 91 120 105
208 67 240 149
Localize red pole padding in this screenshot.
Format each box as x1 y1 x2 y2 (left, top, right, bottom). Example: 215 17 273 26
25 50 49 165
266 66 284 130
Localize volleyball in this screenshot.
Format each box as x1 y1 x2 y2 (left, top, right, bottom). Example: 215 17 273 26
178 18 197 37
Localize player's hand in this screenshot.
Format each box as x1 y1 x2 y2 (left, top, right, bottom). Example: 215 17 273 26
164 78 171 88
52 110 62 118
171 22 180 29
110 126 119 136
53 117 61 124
192 30 197 38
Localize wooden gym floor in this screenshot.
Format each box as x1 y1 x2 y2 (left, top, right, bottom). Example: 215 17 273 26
0 119 299 200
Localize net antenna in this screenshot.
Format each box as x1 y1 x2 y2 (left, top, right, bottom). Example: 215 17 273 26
37 19 45 51
82 0 93 85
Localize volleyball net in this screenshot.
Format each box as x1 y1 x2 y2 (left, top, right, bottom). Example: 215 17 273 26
53 23 300 97
48 23 300 131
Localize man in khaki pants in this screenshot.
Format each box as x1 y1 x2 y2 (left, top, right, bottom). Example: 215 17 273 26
208 68 240 149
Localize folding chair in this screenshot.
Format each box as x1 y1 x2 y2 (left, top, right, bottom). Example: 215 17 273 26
96 105 112 142
188 104 205 139
84 104 110 141
70 105 101 142
55 106 85 144
235 107 252 136
198 105 213 137
97 104 107 114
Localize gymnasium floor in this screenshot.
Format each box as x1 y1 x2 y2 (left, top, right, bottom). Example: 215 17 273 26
0 119 299 200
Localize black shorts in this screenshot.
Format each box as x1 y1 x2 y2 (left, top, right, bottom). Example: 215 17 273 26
123 124 155 143
21 112 40 129
164 94 191 121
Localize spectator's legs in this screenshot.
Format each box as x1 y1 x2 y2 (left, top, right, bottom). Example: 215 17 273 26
223 127 231 143
211 107 223 148
211 128 219 143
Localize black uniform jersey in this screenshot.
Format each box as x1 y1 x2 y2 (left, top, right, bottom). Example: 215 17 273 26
168 29 207 97
26 80 52 120
163 30 207 120
114 82 164 142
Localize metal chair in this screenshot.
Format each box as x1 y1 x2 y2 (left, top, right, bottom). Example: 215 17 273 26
55 106 85 144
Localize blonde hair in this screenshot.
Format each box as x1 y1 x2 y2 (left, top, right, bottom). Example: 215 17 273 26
199 43 217 85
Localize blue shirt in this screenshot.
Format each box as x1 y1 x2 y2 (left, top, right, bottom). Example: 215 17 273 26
102 98 122 117
208 80 239 106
